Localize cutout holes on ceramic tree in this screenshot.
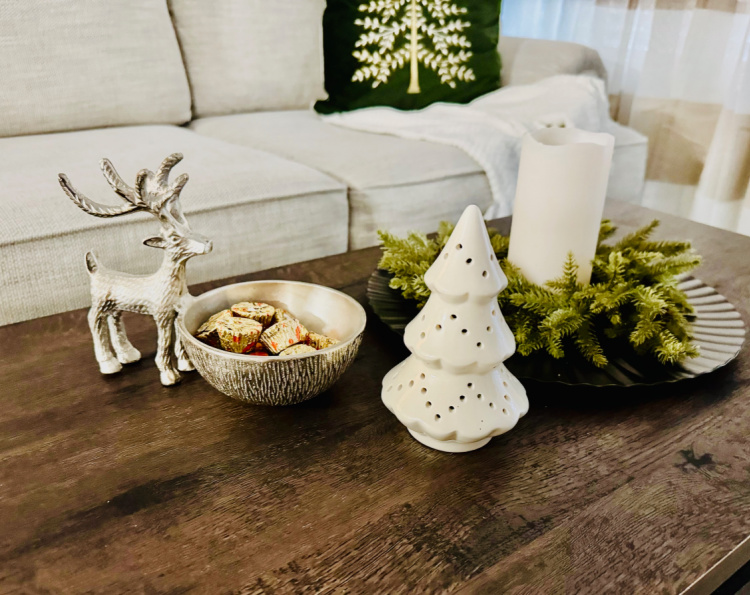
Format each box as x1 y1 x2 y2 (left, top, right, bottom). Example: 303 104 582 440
382 204 529 452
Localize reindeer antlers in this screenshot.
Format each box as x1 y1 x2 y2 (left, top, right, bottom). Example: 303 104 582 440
100 158 138 203
59 153 188 219
156 153 183 186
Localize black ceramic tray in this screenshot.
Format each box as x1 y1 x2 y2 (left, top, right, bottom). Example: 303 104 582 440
367 269 746 387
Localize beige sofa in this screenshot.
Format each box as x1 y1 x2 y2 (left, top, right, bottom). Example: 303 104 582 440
0 1 647 326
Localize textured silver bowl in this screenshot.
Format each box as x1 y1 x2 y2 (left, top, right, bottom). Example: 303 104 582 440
177 280 366 405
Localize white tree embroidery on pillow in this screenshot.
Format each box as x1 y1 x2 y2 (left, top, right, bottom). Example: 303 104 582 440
352 0 476 94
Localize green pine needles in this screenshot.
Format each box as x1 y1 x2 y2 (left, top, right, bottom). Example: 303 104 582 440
378 219 702 367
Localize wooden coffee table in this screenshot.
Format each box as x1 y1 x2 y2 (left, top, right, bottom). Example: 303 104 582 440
1 201 748 594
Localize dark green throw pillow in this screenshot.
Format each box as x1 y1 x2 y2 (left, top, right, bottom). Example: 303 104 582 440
316 0 502 113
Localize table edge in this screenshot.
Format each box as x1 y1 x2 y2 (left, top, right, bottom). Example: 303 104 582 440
683 532 750 595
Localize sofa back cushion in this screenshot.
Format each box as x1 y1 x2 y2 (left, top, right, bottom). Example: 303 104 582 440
0 0 191 138
168 0 327 117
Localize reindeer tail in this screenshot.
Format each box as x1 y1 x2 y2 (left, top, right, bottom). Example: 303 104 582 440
85 252 99 274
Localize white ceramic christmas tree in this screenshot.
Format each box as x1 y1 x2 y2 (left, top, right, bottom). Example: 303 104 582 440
382 205 529 452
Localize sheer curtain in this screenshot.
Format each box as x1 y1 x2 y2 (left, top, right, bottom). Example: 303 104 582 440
502 0 750 236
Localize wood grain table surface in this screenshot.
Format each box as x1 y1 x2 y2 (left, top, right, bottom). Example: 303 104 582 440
1 201 748 594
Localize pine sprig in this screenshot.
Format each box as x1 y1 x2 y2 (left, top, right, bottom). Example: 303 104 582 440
377 219 702 367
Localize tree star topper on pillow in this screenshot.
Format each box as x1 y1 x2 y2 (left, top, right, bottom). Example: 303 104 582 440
316 0 502 113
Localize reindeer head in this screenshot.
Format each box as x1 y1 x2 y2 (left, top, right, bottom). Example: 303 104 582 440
142 194 213 263
59 153 213 262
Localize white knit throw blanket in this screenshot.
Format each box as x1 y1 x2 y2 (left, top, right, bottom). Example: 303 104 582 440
323 75 612 219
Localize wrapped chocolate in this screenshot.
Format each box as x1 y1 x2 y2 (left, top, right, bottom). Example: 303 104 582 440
195 302 338 358
307 332 339 350
196 309 233 346
215 317 263 354
245 342 270 356
231 301 275 326
280 344 317 356
260 319 309 354
272 308 293 324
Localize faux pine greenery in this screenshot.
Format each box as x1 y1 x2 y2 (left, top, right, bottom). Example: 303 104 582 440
378 220 702 367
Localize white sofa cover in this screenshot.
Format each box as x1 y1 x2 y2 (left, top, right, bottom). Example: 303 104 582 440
0 1 648 326
0 0 191 137
0 126 347 323
168 0 327 116
190 111 494 249
499 37 608 87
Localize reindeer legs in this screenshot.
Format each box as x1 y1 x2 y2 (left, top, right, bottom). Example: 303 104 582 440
108 314 142 365
174 317 194 372
155 311 181 386
88 307 122 374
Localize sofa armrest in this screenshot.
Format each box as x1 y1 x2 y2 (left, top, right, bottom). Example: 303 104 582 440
499 37 607 87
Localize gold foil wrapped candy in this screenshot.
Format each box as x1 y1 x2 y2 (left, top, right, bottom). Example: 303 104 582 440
272 308 293 324
195 302 340 358
231 301 275 326
280 344 317 356
195 309 233 346
260 319 309 354
215 317 263 353
307 332 339 350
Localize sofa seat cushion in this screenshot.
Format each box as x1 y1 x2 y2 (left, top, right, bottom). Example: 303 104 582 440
0 126 348 325
190 111 494 249
0 0 192 138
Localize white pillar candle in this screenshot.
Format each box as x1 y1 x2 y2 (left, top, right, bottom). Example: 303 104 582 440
507 127 615 286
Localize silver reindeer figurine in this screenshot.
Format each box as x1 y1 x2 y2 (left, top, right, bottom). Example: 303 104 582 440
59 153 212 386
